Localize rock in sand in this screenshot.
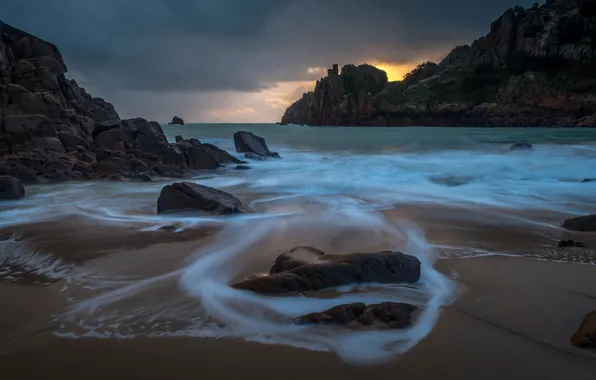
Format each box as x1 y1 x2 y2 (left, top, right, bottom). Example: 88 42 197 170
232 246 421 294
562 214 596 232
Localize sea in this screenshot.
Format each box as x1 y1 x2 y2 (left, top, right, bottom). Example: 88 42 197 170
1 124 596 364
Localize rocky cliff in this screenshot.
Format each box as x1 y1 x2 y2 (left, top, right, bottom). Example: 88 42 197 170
281 0 596 127
0 21 241 183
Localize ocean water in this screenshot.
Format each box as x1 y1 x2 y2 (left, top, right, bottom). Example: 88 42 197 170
3 124 596 364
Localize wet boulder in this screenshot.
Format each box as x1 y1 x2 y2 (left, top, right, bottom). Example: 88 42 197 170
0 175 25 200
562 214 596 232
152 164 187 178
294 302 417 329
157 181 247 215
571 311 596 348
188 147 220 170
199 143 244 165
232 247 421 294
233 131 273 157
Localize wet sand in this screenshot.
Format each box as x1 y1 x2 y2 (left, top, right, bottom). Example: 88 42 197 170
1 238 595 379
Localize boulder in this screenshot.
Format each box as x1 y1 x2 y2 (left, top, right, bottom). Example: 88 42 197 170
232 247 421 294
294 302 417 329
169 116 184 125
30 136 65 153
175 135 184 142
58 131 89 149
188 147 220 170
199 143 244 164
233 131 272 157
571 311 596 348
0 162 40 182
4 114 57 145
157 181 247 214
562 214 596 232
92 121 121 139
93 128 133 152
0 175 25 199
510 142 533 150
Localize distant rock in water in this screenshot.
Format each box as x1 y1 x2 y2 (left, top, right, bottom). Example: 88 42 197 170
234 131 280 158
294 302 417 329
169 116 184 125
157 181 247 215
571 311 596 348
280 1 596 127
562 214 596 232
232 246 421 294
510 142 533 150
0 175 25 200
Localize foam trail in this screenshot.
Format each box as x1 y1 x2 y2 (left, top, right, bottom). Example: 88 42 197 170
179 208 456 364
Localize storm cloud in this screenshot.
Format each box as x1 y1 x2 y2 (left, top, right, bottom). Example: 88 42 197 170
3 0 536 121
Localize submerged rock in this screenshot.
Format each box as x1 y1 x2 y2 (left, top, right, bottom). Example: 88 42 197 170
571 311 596 348
157 181 247 215
294 302 417 329
232 246 421 294
233 131 273 158
510 142 533 150
562 214 596 232
0 175 25 200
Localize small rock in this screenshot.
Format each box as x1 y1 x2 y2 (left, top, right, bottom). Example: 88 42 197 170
294 302 417 329
562 214 596 232
571 311 596 348
558 240 586 248
236 165 251 170
0 175 25 200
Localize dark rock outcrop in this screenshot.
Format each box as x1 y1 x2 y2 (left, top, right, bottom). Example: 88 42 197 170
294 302 417 329
0 175 25 199
571 311 596 347
232 246 421 294
157 181 247 214
281 0 596 127
562 214 596 232
0 21 242 182
234 131 275 158
169 116 184 125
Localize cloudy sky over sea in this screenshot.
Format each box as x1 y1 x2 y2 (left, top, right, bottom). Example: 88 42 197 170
4 0 534 122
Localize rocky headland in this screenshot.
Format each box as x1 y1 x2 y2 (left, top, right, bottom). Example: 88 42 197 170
0 21 277 188
281 0 596 127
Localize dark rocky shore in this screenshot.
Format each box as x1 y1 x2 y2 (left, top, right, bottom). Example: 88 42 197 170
0 21 280 187
281 0 596 127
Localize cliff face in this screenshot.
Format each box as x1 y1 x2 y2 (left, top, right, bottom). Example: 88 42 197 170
281 0 596 127
0 21 239 183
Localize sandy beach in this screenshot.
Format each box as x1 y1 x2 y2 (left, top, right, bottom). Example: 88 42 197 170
1 212 596 380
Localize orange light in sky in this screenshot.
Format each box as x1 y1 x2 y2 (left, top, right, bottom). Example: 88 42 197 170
368 61 420 81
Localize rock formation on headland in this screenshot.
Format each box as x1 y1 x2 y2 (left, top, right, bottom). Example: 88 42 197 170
281 0 596 127
0 21 243 183
169 116 184 125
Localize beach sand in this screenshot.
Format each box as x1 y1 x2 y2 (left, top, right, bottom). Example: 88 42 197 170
1 234 595 380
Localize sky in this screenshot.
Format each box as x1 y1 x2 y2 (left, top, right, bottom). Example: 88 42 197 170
3 0 536 123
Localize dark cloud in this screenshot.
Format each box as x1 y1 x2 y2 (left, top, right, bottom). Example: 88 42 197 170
2 0 537 120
